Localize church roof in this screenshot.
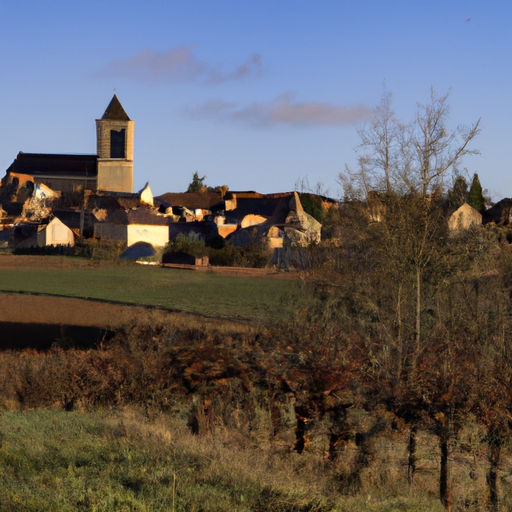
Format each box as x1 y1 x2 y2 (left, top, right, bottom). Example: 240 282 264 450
7 152 97 177
101 94 130 121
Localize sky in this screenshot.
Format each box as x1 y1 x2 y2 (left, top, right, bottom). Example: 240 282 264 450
0 1 510 200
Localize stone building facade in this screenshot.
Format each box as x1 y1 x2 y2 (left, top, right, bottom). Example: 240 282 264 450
96 94 134 193
3 95 134 194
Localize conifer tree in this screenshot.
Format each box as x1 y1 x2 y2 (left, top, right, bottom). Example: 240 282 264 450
447 175 468 210
187 172 206 193
467 173 485 211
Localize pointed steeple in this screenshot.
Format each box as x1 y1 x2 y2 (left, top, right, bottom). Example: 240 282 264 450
101 94 130 121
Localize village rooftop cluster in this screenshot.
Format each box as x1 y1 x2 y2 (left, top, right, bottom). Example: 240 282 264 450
2 95 512 265
0 95 330 263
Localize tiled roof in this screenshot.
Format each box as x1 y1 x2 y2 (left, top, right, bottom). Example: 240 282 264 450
155 191 223 209
225 194 292 225
7 153 97 177
86 192 140 211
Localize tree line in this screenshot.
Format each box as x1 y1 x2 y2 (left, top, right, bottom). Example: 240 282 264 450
296 88 511 510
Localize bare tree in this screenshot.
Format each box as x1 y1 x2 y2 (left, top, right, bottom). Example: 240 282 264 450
340 88 481 199
407 88 481 195
356 91 401 194
294 175 330 197
340 91 402 199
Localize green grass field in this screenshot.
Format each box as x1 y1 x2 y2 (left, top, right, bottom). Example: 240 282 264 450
0 261 304 322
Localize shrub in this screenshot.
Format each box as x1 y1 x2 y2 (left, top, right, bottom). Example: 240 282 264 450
164 233 272 268
13 244 76 256
206 234 226 250
83 238 127 261
163 232 207 259
209 243 271 268
299 193 325 222
208 244 237 266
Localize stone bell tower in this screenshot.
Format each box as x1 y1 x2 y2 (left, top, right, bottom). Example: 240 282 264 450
96 94 134 192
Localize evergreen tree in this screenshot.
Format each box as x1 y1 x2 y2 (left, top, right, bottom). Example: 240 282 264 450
186 172 206 193
467 173 485 211
447 175 468 210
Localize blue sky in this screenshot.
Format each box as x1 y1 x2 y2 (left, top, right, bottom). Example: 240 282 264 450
0 1 510 199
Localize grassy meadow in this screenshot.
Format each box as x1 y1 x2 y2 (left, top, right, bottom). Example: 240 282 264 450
0 256 304 322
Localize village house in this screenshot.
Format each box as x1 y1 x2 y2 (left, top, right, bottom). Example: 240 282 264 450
0 95 328 261
0 96 156 249
11 217 75 249
448 203 482 232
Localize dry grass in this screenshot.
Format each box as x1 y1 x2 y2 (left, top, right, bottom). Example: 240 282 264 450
0 406 502 511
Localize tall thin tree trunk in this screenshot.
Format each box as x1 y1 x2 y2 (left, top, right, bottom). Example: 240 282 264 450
294 416 307 453
488 438 501 512
407 424 417 484
415 267 421 352
440 435 451 510
293 406 310 454
439 416 452 511
384 158 391 194
396 283 403 382
328 407 348 461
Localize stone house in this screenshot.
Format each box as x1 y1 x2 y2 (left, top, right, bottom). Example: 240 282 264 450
93 205 170 248
12 217 75 248
448 203 482 231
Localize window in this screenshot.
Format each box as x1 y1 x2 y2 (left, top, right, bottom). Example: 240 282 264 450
110 129 126 158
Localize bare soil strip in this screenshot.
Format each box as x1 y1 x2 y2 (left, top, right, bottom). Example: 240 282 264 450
0 293 254 332
0 294 148 329
160 262 299 279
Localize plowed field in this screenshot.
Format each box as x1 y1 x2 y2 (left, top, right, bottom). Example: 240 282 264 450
0 293 152 329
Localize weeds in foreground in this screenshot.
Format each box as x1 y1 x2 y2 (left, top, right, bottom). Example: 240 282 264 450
0 408 450 512
0 310 502 511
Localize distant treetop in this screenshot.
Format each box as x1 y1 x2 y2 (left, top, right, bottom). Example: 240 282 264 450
187 172 207 193
467 173 485 212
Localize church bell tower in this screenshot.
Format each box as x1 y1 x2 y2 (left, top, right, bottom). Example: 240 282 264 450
96 94 134 192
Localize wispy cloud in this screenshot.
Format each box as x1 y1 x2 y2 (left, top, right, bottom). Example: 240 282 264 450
95 46 262 85
188 93 371 127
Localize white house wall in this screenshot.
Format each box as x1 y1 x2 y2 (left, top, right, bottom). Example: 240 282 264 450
36 218 75 247
127 224 168 247
94 223 169 247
